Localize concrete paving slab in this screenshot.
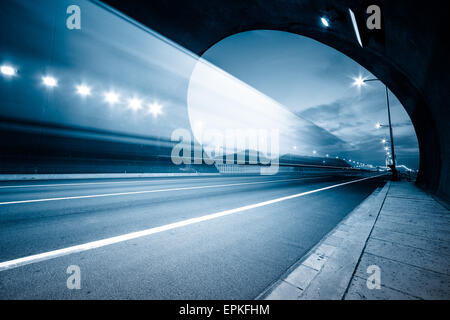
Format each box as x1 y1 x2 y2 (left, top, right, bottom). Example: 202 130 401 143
382 198 448 213
316 244 336 257
322 235 345 247
345 275 419 300
284 265 319 290
376 214 450 230
380 210 450 222
374 220 450 242
364 238 450 274
371 227 450 255
352 253 450 299
302 253 328 271
264 280 302 300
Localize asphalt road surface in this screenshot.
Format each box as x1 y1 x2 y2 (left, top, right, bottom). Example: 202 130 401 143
0 173 386 299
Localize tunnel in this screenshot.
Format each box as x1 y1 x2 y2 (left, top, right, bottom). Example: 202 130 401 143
101 0 449 200
0 0 449 301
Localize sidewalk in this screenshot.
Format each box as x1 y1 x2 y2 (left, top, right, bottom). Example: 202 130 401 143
262 181 450 300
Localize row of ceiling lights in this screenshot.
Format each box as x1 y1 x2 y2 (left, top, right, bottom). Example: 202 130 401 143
1 64 163 117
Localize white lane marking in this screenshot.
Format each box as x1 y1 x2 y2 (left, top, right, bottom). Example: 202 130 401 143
0 174 386 271
0 179 192 189
0 176 330 206
0 175 284 189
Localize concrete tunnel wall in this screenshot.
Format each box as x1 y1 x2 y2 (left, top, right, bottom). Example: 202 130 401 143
101 0 449 200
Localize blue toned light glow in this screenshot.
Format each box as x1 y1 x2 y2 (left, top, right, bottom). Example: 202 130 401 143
349 8 363 47
352 75 366 88
76 84 91 96
320 17 329 27
128 97 142 111
1 65 16 76
42 76 57 87
104 91 120 105
148 102 163 117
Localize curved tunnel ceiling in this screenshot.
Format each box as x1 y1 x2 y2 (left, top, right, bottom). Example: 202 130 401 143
101 0 449 199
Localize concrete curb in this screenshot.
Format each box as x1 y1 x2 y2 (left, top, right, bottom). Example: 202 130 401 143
260 181 390 300
0 173 221 181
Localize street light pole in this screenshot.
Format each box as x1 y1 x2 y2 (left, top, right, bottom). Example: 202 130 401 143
356 77 398 180
384 85 398 180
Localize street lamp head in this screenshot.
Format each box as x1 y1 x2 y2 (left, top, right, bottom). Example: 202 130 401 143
352 76 366 88
381 139 387 144
375 123 382 129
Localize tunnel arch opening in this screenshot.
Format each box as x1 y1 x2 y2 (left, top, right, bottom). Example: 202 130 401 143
99 0 448 201
188 30 420 175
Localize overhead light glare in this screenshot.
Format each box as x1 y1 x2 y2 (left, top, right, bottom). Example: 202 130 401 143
42 76 58 87
104 91 120 104
320 17 330 27
352 75 366 88
349 8 363 47
148 102 163 117
76 84 91 96
128 97 142 111
1 65 16 76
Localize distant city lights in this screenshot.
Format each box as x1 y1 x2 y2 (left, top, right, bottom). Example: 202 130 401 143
42 76 58 87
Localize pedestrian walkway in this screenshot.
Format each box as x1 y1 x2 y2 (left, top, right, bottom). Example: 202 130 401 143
262 181 450 300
